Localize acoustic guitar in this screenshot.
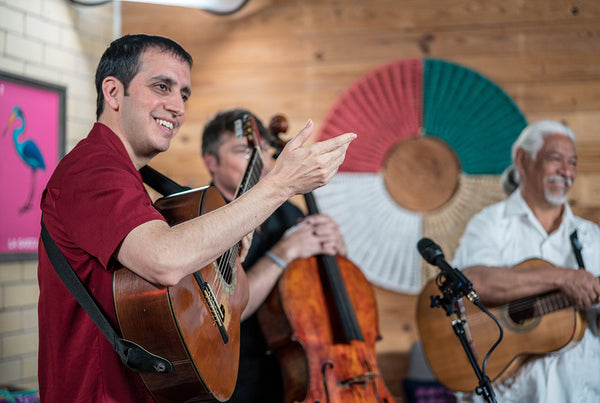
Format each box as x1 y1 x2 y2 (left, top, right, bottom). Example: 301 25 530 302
113 115 263 402
417 258 587 392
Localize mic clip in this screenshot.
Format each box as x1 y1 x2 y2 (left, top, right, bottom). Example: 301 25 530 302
417 237 480 305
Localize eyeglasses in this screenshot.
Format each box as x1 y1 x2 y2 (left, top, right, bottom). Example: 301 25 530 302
235 144 272 160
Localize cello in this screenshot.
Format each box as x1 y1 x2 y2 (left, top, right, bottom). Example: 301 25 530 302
257 116 397 403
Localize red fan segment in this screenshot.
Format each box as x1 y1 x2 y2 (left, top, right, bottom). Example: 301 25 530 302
318 59 423 173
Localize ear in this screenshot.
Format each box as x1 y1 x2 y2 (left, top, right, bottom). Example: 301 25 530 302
102 76 123 112
514 148 529 177
203 153 218 175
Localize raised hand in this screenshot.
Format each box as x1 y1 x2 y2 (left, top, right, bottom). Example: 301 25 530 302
267 119 356 197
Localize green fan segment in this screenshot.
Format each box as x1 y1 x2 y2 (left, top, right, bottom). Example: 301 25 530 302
423 58 528 175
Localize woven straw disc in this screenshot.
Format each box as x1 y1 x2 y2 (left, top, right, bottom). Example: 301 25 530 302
383 136 460 212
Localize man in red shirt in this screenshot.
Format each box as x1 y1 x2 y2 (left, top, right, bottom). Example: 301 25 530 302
37 34 355 402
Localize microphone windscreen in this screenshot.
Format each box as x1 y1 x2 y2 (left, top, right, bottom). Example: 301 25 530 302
417 237 444 264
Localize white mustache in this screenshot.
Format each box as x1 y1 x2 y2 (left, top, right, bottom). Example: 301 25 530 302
546 175 572 188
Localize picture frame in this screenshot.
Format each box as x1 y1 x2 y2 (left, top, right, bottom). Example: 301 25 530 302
0 71 66 261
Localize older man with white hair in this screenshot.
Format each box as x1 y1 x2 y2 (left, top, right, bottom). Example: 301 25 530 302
452 120 600 402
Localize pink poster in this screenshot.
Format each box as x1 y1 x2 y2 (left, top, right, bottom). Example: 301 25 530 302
0 72 65 261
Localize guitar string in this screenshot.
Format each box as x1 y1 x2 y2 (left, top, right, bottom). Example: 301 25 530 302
505 292 570 317
209 180 243 302
211 150 263 305
212 156 261 305
455 292 572 330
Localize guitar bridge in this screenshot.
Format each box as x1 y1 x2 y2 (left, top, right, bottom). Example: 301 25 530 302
193 272 229 344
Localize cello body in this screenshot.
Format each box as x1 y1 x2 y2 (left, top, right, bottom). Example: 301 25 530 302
257 252 396 403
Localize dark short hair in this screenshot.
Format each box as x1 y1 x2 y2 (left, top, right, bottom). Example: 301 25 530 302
201 108 269 162
95 33 193 120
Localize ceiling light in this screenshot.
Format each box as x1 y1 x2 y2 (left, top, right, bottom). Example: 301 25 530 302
69 0 250 15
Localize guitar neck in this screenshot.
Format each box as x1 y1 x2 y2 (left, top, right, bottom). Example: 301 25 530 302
234 114 263 199
527 291 571 319
510 277 598 322
235 149 263 198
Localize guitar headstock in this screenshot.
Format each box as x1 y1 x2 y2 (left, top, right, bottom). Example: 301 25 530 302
234 113 262 153
233 114 264 199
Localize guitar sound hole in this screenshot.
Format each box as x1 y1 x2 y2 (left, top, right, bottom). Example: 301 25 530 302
508 302 534 324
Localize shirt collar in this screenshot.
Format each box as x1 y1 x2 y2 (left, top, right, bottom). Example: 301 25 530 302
505 188 577 234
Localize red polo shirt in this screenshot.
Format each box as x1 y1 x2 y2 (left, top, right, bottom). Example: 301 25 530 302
38 123 164 402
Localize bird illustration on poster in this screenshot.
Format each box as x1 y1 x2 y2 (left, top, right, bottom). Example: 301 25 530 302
0 75 63 259
3 106 46 214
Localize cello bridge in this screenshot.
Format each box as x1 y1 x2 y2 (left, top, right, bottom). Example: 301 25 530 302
340 372 378 386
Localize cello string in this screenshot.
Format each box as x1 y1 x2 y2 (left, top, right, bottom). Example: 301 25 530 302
306 190 364 341
324 255 363 341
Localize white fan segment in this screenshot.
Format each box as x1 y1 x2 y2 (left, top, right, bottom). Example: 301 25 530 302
314 172 423 293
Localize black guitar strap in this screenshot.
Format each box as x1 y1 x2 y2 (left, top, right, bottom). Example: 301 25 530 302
140 165 189 195
40 222 173 374
569 229 586 270
39 166 187 373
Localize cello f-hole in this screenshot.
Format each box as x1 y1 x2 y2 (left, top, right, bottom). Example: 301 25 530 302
321 360 336 403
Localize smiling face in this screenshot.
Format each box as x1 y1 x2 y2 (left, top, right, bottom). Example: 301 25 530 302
518 133 577 207
102 46 191 168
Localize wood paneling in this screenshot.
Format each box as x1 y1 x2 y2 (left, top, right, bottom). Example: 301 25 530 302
123 0 600 398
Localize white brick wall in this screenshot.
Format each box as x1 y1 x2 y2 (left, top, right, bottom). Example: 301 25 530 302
25 14 61 43
0 7 25 34
11 0 43 15
0 0 115 390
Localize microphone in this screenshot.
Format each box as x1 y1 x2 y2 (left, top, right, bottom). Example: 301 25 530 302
417 238 479 302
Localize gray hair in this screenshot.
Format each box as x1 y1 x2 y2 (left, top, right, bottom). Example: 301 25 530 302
511 120 575 162
502 120 576 194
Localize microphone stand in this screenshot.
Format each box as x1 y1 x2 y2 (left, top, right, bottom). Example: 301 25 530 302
429 274 497 403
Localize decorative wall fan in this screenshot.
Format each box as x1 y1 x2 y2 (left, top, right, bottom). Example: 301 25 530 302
314 58 527 294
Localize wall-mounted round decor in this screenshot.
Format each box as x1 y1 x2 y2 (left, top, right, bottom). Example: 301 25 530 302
314 58 527 293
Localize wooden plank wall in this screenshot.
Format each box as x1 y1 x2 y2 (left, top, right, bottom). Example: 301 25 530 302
122 0 600 398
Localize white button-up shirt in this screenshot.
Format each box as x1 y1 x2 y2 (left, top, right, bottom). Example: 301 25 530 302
452 190 600 403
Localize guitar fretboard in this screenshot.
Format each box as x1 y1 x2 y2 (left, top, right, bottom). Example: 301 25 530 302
218 115 264 287
236 150 263 197
509 290 572 323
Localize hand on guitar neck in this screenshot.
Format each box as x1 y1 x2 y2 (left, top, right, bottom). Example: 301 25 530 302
461 258 600 308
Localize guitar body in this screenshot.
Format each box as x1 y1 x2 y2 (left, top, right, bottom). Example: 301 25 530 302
417 258 586 392
114 186 249 402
